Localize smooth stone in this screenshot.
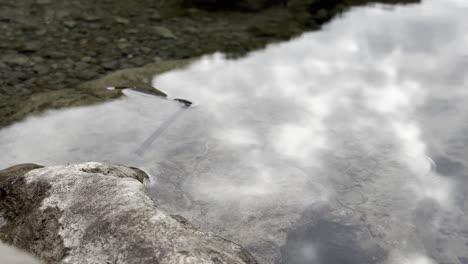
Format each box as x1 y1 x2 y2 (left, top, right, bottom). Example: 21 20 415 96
0 162 257 264
63 20 77 28
115 17 130 25
153 26 177 39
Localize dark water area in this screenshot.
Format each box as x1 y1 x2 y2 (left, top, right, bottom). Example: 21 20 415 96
280 206 388 264
1 0 468 263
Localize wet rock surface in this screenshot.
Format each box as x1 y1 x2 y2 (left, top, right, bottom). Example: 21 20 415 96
0 162 257 264
0 0 419 127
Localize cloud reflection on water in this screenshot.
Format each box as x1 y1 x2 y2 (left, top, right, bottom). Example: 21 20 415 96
1 0 468 263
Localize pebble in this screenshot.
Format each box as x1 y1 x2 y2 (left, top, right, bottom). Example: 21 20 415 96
141 47 151 54
31 56 45 63
20 23 38 31
102 61 119 70
130 57 145 66
77 70 98 80
44 51 67 59
3 54 30 66
80 14 102 22
32 65 50 75
117 38 129 50
36 0 52 4
74 62 89 71
81 56 93 63
96 37 107 44
15 42 41 53
149 11 162 21
125 29 139 34
64 20 77 28
152 26 177 39
35 29 47 36
115 17 130 25
117 42 130 50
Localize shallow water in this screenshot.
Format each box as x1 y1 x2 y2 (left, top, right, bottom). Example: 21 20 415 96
2 0 468 263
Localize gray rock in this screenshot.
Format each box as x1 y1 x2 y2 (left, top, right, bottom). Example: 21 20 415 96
36 0 52 4
81 56 93 63
73 62 89 71
14 42 41 53
44 51 67 59
79 14 102 22
2 54 30 66
76 70 98 80
32 64 50 75
95 36 107 44
63 20 77 28
125 28 140 34
149 11 162 21
0 162 257 264
102 60 119 70
115 17 130 25
153 26 177 39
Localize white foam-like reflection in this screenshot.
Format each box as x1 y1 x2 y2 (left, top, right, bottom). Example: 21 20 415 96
1 0 468 263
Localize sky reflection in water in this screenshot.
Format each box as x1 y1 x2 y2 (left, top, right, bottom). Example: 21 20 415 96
1 0 468 263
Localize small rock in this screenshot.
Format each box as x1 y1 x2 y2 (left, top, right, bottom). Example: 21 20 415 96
102 61 119 70
117 39 130 50
152 26 177 39
115 17 130 25
149 11 162 21
44 51 67 59
141 47 151 54
74 62 88 71
77 70 98 80
36 0 52 4
63 20 77 28
185 26 198 33
80 14 102 22
3 54 29 66
0 41 10 49
125 29 139 34
81 56 93 63
95 36 107 44
20 23 38 31
15 42 41 53
130 57 145 67
35 29 47 36
31 56 45 63
32 65 50 75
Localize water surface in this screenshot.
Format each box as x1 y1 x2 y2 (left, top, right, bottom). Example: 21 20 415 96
1 0 468 263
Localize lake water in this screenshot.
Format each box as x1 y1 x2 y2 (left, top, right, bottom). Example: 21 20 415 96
1 0 468 263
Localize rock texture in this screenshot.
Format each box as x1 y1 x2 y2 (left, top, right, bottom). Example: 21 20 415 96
0 162 257 264
181 0 285 11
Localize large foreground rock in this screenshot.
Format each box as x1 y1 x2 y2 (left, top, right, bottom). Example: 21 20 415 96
0 162 257 264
